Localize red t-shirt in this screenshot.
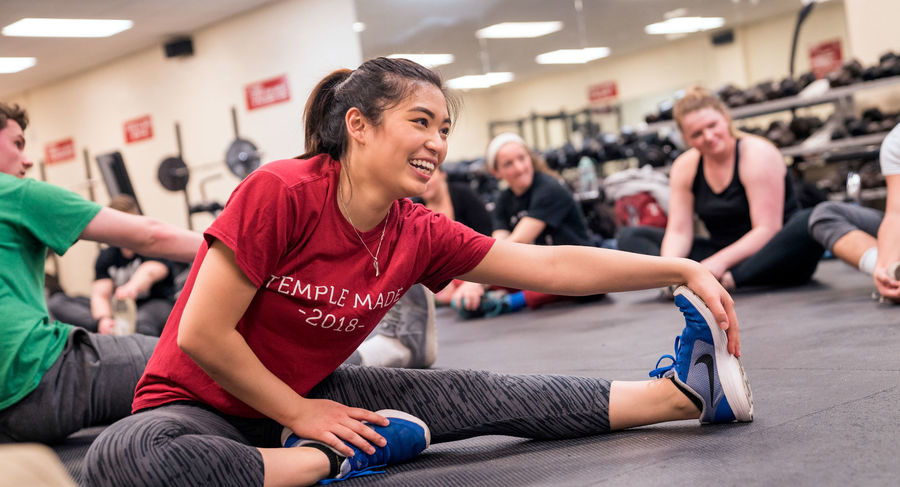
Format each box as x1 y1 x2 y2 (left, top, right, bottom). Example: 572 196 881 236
133 155 494 417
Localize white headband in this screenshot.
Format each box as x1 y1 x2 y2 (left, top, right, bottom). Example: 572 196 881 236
485 132 527 171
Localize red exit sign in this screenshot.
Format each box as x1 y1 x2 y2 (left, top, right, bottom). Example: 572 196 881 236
245 74 291 110
588 81 618 104
124 114 153 143
809 39 842 79
45 138 75 165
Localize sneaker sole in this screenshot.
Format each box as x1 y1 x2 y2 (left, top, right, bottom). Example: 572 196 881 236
674 286 754 422
375 409 432 447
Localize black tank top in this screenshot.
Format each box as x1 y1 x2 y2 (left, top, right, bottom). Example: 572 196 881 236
692 139 798 247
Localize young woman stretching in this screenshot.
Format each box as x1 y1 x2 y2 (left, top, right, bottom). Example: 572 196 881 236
618 87 823 290
84 58 752 487
451 132 602 318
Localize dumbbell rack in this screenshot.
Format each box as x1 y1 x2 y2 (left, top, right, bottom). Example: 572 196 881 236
643 75 900 160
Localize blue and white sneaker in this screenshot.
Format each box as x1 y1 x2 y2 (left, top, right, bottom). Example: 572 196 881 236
282 409 430 484
650 286 753 423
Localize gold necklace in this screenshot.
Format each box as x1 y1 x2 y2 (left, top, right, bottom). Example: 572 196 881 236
338 188 390 277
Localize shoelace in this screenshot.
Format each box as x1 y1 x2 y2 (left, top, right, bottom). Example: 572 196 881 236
649 336 681 378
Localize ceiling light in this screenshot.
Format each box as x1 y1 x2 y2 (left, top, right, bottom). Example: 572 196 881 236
645 17 725 35
476 22 563 39
536 47 610 64
446 72 514 90
2 18 133 38
388 53 455 68
0 57 36 73
352 22 366 33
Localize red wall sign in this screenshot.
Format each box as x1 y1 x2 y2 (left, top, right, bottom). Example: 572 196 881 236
123 114 153 143
809 39 843 79
588 81 619 105
44 138 75 165
245 74 291 110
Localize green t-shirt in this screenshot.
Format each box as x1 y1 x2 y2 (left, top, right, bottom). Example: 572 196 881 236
0 173 101 409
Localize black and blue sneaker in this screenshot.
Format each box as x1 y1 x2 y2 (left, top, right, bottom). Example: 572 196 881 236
282 409 430 484
452 290 510 320
650 286 753 423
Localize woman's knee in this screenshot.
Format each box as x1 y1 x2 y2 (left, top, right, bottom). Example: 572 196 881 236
83 409 209 487
82 415 152 487
808 202 855 249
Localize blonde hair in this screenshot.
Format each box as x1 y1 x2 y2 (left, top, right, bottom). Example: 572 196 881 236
673 86 737 137
485 132 557 177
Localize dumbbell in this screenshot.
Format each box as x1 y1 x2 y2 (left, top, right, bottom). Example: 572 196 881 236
765 120 796 147
726 92 747 108
880 54 900 77
830 124 849 140
743 87 767 104
846 118 869 136
862 107 884 122
842 59 864 81
779 77 800 97
658 100 674 121
756 80 780 100
797 71 817 90
789 116 823 141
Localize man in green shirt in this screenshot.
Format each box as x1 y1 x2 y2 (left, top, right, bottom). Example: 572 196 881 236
0 102 202 443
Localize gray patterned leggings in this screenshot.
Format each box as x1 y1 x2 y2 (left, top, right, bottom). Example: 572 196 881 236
83 366 611 487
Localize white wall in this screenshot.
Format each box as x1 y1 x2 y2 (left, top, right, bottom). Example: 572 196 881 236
445 1 851 161
843 0 900 110
10 0 362 295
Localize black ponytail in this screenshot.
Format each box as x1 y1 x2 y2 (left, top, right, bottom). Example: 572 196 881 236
299 69 352 160
298 57 458 161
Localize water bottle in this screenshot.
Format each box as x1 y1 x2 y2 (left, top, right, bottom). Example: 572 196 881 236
577 156 599 195
111 297 137 335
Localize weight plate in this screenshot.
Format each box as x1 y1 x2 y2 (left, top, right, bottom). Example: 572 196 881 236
226 138 260 179
158 156 189 191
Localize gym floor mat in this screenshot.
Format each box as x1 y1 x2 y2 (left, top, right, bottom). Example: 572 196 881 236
52 259 899 486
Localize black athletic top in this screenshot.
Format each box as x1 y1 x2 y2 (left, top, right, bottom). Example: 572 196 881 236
410 182 493 236
692 138 798 248
94 247 177 304
447 182 493 236
493 171 592 246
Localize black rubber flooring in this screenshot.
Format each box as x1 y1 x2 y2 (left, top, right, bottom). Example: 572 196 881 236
53 259 899 486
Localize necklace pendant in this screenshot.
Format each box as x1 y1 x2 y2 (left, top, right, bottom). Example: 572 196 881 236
374 259 380 277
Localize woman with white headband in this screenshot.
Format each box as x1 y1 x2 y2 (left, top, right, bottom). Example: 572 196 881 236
451 132 599 318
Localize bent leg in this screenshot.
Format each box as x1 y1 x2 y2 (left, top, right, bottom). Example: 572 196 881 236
82 404 266 487
808 201 884 250
0 329 156 443
47 294 95 330
731 208 825 288
808 201 885 272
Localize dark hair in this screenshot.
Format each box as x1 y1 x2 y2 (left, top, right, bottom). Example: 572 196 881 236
299 57 458 160
0 102 28 132
108 194 139 214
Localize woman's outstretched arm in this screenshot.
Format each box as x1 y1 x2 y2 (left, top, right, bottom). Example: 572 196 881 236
460 240 741 355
